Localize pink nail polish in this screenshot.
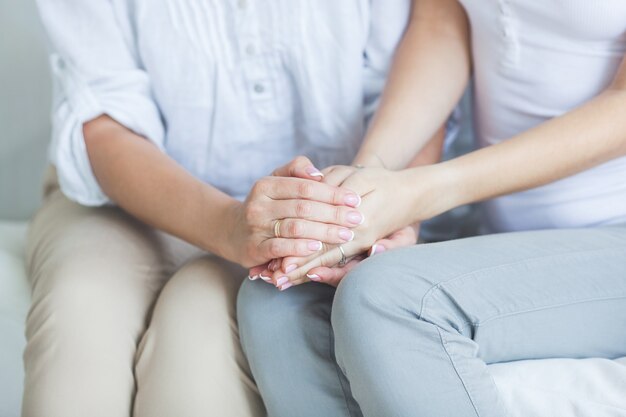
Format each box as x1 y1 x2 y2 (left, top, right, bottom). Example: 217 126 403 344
344 193 361 208
306 166 324 178
347 211 364 225
285 264 297 273
369 244 386 257
280 283 294 291
307 274 322 282
308 241 323 251
339 229 355 242
276 277 289 286
259 274 272 282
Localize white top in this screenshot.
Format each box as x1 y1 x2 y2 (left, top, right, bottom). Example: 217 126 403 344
37 0 416 205
459 0 626 232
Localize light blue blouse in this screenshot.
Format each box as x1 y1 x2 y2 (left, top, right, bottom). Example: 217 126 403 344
37 0 422 205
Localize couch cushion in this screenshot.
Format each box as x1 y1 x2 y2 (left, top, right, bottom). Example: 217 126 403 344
0 221 29 417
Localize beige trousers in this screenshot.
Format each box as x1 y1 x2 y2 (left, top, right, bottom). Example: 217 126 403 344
22 168 265 417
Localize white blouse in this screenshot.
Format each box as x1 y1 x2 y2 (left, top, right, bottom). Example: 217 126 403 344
459 0 626 232
36 0 417 205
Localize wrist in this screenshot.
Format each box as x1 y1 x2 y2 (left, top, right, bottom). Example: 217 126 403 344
198 188 242 261
402 163 464 223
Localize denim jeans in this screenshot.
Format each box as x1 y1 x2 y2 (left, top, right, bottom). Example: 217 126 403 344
238 225 626 417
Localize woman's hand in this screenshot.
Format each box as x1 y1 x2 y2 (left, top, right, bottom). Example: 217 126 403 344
267 165 446 289
220 157 365 268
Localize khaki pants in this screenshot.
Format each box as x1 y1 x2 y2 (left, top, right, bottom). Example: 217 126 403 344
22 168 265 417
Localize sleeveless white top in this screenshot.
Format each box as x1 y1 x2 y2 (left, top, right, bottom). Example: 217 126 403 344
458 0 626 232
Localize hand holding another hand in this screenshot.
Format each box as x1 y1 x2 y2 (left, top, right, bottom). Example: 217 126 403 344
221 157 364 268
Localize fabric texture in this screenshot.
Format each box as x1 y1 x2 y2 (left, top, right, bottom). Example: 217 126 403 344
22 168 264 417
239 226 626 417
458 0 626 232
35 0 421 205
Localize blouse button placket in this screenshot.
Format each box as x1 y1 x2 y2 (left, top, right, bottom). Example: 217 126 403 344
498 0 520 69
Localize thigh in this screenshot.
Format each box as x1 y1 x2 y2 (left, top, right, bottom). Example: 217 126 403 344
134 255 265 417
332 225 626 417
238 279 360 417
346 225 626 363
23 172 199 417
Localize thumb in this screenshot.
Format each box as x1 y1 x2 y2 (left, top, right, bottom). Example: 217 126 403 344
272 156 324 180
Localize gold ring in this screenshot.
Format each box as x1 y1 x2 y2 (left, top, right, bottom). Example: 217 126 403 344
338 245 347 267
273 219 282 238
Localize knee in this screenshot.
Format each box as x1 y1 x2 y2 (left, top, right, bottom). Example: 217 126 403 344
332 248 470 346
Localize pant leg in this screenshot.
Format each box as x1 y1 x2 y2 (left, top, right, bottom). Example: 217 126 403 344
134 255 265 417
22 169 198 417
237 279 361 417
332 226 626 417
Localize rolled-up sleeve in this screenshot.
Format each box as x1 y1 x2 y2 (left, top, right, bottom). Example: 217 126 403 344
37 1 164 206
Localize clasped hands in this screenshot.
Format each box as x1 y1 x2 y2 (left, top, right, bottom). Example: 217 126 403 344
236 156 420 291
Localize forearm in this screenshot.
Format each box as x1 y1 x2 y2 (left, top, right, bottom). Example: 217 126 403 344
354 0 470 170
84 115 237 256
415 87 626 221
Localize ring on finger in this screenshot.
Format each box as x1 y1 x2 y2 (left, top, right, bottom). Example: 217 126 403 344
273 219 283 238
338 244 347 267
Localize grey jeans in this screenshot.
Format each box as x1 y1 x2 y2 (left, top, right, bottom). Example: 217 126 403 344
238 226 626 417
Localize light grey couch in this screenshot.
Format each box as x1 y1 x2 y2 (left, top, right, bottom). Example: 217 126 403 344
1 2 625 417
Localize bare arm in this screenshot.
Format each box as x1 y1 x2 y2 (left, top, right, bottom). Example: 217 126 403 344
353 0 470 170
437 56 626 211
84 116 364 268
84 115 235 256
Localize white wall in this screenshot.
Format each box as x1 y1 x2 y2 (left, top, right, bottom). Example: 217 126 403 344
0 0 51 220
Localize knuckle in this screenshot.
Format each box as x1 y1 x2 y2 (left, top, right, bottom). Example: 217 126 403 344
269 240 283 257
288 220 305 238
335 206 344 223
295 201 312 218
297 181 314 199
294 155 309 166
251 179 269 196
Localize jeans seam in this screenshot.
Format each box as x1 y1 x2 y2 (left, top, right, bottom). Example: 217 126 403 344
418 245 626 321
475 295 626 326
436 326 482 417
329 322 359 417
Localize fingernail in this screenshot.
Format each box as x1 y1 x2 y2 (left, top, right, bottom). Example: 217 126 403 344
268 260 277 271
344 193 361 208
368 244 386 257
339 229 355 242
280 283 294 291
307 274 322 282
248 275 259 281
347 211 364 225
308 241 323 251
306 166 324 178
259 274 272 282
276 277 289 286
285 264 297 273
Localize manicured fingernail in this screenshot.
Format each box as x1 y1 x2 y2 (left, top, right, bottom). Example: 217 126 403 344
306 166 324 178
285 264 297 273
347 211 364 225
259 274 272 282
280 283 293 291
308 241 323 251
339 229 355 242
248 275 259 281
344 193 361 208
276 277 289 286
307 274 321 282
368 244 386 257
